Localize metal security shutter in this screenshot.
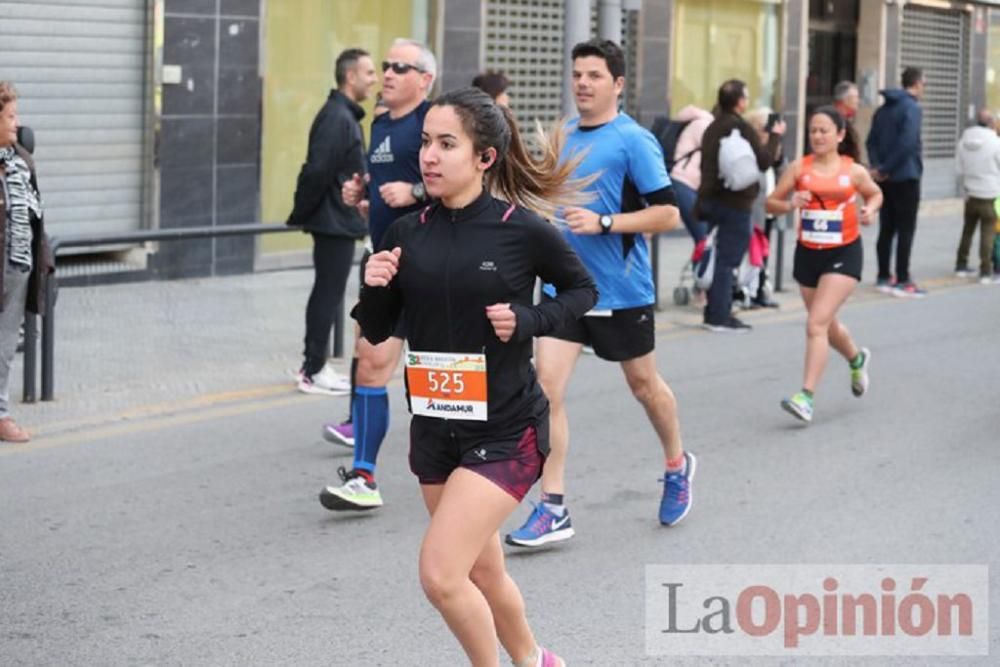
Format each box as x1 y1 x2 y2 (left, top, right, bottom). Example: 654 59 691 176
0 0 148 237
484 0 565 128
901 4 969 198
483 0 640 128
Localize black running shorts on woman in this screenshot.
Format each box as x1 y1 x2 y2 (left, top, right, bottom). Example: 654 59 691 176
793 237 863 287
410 411 548 501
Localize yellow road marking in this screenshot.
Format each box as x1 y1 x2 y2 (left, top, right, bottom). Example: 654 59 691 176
0 393 318 456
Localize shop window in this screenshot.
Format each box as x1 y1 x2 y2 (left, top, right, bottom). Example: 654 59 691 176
671 0 782 116
259 2 419 252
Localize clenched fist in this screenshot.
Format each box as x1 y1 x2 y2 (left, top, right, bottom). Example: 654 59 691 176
364 247 402 287
485 303 517 342
342 172 367 207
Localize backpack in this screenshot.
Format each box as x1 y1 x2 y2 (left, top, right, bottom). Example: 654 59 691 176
650 116 699 170
718 128 759 191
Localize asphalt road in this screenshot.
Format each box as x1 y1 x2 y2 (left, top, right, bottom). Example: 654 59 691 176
2 280 998 666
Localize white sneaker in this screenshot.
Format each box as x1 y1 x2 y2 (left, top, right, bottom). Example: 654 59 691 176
319 467 383 511
297 364 350 396
979 275 1000 285
955 268 977 279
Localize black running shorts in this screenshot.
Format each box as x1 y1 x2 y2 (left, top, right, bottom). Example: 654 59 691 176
409 414 548 501
542 294 655 362
793 237 863 288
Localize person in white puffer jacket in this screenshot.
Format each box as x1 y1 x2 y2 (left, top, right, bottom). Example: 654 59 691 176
954 109 1000 283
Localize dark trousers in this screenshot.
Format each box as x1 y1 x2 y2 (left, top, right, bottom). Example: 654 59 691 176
876 179 921 284
956 196 997 276
702 199 752 324
674 180 709 244
303 233 355 376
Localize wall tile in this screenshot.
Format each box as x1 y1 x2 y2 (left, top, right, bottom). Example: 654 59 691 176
216 116 260 166
160 117 214 170
221 0 260 17
165 0 215 15
218 67 260 115
219 18 259 68
216 165 258 225
162 64 216 116
164 17 216 68
160 166 214 226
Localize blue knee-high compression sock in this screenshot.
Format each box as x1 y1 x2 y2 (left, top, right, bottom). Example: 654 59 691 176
352 386 389 474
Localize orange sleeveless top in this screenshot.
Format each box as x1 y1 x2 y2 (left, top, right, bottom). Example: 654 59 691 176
795 155 859 249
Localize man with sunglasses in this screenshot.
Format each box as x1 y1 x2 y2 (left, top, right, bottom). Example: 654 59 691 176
320 38 437 511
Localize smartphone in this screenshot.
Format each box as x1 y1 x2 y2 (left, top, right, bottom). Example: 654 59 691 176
766 112 781 132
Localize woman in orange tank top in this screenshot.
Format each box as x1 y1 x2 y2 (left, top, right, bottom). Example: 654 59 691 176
766 106 883 423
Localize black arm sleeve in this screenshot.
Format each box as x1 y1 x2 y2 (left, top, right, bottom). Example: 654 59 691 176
510 220 598 341
353 224 404 345
642 185 676 207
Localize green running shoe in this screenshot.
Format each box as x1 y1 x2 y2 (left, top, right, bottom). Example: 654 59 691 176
781 391 814 423
851 347 871 397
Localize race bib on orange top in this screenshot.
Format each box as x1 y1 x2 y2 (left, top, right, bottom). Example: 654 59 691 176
405 351 488 421
800 208 844 246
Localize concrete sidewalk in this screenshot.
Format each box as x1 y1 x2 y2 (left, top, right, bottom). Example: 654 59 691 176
10 200 984 438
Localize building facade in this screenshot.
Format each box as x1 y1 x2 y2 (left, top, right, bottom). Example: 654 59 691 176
0 0 997 278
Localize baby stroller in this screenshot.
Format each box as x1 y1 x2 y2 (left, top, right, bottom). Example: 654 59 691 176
673 226 771 309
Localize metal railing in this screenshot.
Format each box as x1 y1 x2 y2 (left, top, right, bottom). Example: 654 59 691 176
21 220 787 402
21 223 347 402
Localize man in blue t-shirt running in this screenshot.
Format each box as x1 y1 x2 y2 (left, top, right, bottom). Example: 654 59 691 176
507 39 696 547
319 39 436 511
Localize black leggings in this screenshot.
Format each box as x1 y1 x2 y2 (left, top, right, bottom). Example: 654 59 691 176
303 234 355 375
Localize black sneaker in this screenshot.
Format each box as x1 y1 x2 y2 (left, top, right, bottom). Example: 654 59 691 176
702 316 752 333
750 297 779 309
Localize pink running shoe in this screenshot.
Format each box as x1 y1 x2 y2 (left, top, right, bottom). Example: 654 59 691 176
539 647 565 667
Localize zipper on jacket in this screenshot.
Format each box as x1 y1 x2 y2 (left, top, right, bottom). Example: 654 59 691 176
445 209 457 351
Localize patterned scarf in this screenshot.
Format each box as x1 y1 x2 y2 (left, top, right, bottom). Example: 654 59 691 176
0 145 38 270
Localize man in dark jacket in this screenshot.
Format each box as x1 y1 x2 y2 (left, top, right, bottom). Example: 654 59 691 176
866 67 925 297
288 48 376 394
697 79 784 332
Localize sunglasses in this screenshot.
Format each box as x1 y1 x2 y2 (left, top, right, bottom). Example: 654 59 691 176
382 61 424 75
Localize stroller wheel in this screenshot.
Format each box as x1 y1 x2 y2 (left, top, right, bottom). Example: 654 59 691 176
673 286 690 306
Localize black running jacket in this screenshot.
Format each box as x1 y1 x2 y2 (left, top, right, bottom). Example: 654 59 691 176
355 191 598 439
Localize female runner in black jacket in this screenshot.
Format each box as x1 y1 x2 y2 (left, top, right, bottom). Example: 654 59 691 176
356 88 596 667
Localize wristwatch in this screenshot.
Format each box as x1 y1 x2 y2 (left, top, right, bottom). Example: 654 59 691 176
411 181 427 202
599 214 614 234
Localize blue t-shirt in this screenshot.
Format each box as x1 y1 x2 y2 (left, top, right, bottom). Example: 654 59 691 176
366 100 430 248
545 113 670 310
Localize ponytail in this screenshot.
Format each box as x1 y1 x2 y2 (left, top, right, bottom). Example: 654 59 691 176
490 105 593 219
432 88 592 219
